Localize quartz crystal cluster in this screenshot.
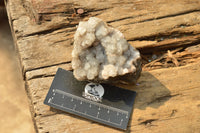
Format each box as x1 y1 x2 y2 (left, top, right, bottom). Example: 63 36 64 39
72 17 141 84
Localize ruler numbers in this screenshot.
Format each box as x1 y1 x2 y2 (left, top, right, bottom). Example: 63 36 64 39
48 89 129 127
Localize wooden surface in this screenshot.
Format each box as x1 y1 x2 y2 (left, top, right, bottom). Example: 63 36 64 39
5 0 200 132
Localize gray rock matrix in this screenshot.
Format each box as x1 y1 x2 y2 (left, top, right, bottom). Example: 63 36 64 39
72 17 141 84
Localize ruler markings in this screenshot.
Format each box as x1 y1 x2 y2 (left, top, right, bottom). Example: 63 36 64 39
44 69 137 130
48 98 51 103
54 89 128 115
49 100 124 127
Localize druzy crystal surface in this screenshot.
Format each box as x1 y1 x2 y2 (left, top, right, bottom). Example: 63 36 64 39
72 17 141 84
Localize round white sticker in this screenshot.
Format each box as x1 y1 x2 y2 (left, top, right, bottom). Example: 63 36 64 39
84 83 104 98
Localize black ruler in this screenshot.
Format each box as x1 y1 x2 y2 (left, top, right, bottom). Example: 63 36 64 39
44 68 136 130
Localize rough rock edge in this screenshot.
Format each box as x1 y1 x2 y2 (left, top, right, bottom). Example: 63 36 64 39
72 17 141 84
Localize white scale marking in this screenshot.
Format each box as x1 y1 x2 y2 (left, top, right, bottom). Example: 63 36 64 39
120 119 123 125
49 101 125 127
80 101 82 104
53 93 55 96
49 89 129 127
48 98 51 103
107 110 110 113
54 89 128 115
97 112 100 118
62 95 64 98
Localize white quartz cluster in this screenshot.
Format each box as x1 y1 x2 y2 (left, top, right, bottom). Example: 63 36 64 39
72 17 141 83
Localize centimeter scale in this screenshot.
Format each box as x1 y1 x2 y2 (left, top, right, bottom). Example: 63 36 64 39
44 68 136 130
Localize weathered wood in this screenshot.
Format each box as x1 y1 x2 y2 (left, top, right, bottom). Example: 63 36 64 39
26 63 72 80
5 0 200 73
26 61 200 133
143 45 200 71
5 0 200 132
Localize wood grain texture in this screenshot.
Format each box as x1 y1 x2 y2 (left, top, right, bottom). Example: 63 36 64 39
6 0 200 72
5 0 200 132
26 61 200 133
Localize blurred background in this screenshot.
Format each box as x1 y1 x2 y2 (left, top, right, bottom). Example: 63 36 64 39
0 2 35 133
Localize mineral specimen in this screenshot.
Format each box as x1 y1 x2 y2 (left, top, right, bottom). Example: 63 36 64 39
72 17 141 84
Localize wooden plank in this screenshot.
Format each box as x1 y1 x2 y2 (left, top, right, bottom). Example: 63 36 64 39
25 63 72 80
15 10 200 71
26 0 200 25
9 0 200 38
6 0 200 72
16 28 74 72
4 0 200 132
26 61 200 133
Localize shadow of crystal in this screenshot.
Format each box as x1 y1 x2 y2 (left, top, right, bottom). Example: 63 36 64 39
118 71 171 110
